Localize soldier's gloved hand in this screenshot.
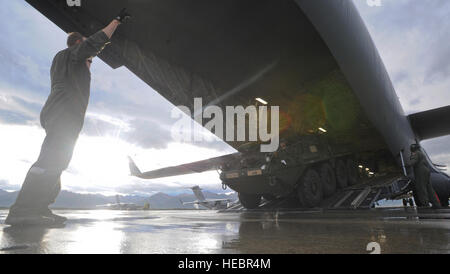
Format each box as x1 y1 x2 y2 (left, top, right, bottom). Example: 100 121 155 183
115 8 131 23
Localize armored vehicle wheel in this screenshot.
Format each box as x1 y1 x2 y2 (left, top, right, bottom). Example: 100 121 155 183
346 158 359 185
319 163 337 197
335 159 348 188
238 192 262 209
262 194 276 201
297 169 323 208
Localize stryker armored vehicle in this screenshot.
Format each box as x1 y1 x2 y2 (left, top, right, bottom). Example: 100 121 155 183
26 0 450 209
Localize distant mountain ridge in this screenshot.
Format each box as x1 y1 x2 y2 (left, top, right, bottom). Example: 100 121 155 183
0 189 237 209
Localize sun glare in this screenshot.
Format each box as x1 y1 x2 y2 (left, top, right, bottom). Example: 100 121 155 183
68 135 135 189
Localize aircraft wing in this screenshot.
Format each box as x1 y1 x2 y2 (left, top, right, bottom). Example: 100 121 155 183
128 153 240 179
181 200 200 205
182 199 229 206
203 199 231 202
408 105 450 140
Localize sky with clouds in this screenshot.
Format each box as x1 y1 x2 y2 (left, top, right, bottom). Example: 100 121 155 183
0 0 448 196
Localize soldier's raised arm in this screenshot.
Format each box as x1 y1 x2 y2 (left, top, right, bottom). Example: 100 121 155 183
71 8 131 61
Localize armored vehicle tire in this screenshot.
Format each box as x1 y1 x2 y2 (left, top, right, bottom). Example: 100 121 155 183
335 159 348 188
346 158 359 185
238 193 262 209
319 163 337 197
297 168 323 208
262 194 276 201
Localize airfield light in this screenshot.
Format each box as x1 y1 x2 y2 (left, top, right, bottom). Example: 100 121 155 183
255 97 268 105
318 127 327 133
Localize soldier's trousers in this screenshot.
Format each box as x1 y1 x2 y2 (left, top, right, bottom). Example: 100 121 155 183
8 113 81 215
414 169 441 208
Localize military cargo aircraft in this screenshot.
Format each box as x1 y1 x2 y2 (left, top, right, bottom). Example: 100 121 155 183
179 186 231 210
26 0 450 209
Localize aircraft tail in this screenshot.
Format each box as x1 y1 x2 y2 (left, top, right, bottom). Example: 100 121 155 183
128 156 143 177
191 186 206 201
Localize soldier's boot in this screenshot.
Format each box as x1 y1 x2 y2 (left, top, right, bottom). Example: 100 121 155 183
37 207 67 224
5 167 60 226
38 176 67 224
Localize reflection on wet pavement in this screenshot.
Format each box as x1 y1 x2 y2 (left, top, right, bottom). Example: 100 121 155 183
1 208 450 254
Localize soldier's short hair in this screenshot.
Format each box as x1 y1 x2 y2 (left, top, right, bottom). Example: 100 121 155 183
67 32 84 47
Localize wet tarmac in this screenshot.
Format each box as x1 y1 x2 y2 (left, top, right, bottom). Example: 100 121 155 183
1 207 450 254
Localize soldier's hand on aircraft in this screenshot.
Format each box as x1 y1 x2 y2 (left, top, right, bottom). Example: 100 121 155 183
115 8 131 23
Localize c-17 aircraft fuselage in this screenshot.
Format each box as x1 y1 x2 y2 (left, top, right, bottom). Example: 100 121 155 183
26 0 450 209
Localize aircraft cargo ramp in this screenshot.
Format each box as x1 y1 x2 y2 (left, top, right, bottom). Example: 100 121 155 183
220 174 410 212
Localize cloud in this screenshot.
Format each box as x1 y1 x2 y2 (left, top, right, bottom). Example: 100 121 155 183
422 136 450 175
426 46 450 84
0 86 45 126
0 1 64 97
123 118 171 149
0 179 19 192
354 0 450 112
